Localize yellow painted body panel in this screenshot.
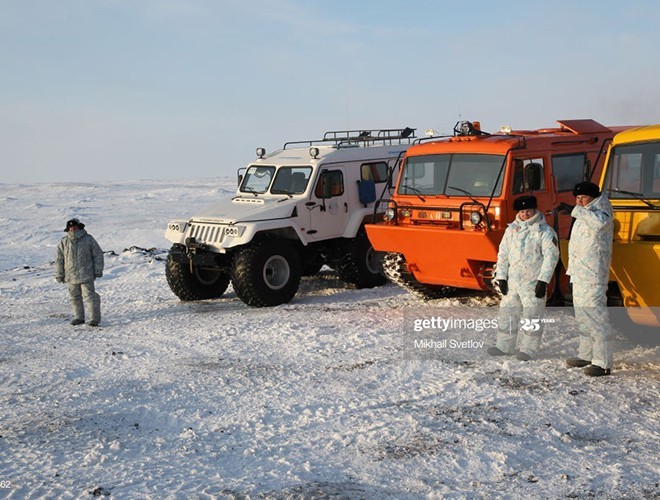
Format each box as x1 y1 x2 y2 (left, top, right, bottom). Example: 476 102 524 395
599 125 660 326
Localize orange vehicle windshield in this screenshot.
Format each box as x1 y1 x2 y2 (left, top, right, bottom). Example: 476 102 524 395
397 153 506 198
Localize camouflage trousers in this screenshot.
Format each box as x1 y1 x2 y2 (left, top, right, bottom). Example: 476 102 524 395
68 281 101 324
496 289 546 357
572 282 613 369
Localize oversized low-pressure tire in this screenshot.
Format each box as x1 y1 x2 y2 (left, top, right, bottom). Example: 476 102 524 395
381 252 453 300
334 230 387 289
230 239 302 307
165 247 230 301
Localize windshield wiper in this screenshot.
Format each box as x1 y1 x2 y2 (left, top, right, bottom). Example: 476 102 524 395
241 186 260 197
447 185 479 204
274 191 294 201
400 184 426 202
609 188 657 209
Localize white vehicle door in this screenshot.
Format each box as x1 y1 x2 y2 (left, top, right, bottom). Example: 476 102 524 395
306 167 349 240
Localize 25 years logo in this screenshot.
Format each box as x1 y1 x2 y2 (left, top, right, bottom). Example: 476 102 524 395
520 318 541 331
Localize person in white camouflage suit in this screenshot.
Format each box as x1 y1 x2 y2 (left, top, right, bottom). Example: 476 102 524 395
557 181 614 376
55 218 104 326
488 195 559 361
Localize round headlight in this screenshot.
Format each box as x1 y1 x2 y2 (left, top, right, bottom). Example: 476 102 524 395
470 211 483 225
309 147 320 158
256 147 266 158
385 208 396 221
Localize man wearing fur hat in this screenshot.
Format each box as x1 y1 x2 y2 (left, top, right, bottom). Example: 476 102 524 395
55 219 104 326
488 195 559 361
557 182 614 376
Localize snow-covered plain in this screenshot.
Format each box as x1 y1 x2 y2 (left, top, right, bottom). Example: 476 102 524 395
0 178 658 499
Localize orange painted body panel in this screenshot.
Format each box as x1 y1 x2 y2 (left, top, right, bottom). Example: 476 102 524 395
367 223 503 289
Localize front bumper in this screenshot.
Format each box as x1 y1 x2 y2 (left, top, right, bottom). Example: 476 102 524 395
365 223 502 290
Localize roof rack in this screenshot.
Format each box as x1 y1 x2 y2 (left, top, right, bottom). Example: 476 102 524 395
284 127 416 149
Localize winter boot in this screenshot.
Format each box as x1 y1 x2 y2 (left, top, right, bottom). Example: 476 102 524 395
70 319 85 326
583 365 611 377
516 351 532 361
487 347 512 356
566 357 591 368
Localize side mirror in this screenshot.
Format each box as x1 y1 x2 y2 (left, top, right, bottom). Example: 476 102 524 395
237 174 244 187
386 165 395 189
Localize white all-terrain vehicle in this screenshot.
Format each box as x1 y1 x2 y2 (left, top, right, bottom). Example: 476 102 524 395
164 127 416 307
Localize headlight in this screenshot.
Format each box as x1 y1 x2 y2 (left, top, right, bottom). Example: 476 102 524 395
470 212 483 225
168 222 186 233
385 208 396 221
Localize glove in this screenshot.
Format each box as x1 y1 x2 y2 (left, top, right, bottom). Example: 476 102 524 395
56 276 64 283
556 202 574 214
535 280 547 299
497 279 508 296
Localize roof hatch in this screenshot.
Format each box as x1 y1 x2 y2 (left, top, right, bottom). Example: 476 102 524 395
557 119 611 134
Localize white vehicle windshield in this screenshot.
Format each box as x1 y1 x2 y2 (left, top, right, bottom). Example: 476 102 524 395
398 154 505 197
241 166 275 193
270 167 312 195
240 165 313 195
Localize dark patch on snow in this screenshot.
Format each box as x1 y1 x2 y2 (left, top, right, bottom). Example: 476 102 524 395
89 486 112 497
494 373 554 392
185 357 284 379
121 246 168 261
329 359 378 371
370 431 458 461
262 480 386 499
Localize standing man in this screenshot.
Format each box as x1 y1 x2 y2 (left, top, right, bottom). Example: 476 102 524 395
558 181 614 376
488 195 559 361
55 219 104 326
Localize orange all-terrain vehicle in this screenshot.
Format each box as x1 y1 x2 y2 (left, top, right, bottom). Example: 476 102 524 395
365 119 629 300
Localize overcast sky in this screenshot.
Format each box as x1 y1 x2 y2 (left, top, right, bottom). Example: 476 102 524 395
1 0 658 184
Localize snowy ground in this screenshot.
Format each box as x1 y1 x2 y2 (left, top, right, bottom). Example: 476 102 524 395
0 179 658 499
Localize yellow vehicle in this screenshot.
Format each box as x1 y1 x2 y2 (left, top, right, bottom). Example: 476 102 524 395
599 124 660 326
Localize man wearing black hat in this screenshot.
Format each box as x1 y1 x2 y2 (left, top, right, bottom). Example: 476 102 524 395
55 219 104 326
488 195 559 361
557 182 614 376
